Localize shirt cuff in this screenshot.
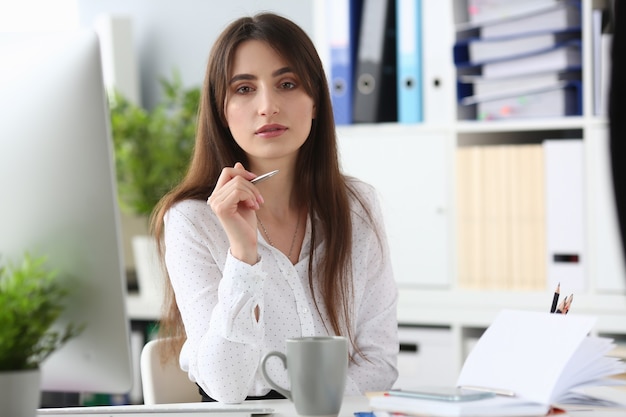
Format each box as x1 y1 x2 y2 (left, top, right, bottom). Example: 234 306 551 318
210 251 267 344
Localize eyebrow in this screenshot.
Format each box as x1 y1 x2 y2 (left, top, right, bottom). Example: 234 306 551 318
229 66 294 85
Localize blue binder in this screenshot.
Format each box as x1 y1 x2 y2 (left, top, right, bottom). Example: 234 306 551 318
455 41 582 80
328 0 363 125
396 0 423 123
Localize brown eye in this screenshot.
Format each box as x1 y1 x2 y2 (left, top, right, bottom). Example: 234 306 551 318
236 85 253 94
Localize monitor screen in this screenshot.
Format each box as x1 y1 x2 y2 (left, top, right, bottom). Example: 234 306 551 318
0 31 132 395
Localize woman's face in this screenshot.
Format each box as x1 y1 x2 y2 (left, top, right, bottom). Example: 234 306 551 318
224 40 315 168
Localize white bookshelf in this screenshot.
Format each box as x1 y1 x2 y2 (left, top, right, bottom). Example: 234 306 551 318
333 0 625 384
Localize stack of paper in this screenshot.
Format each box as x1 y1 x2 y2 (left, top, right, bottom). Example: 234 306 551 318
454 1 583 120
370 310 626 417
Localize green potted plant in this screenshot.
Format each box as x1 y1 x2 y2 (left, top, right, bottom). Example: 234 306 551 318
0 253 82 417
109 72 200 305
110 72 200 217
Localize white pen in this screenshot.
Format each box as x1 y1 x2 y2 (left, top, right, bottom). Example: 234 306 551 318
250 169 279 184
207 169 280 205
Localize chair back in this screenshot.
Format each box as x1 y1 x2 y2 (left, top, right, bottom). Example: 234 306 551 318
140 338 201 404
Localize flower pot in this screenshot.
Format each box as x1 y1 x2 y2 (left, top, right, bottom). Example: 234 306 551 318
132 235 165 307
0 368 41 417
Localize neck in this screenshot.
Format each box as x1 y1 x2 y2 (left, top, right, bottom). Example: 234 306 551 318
256 202 304 264
254 174 297 217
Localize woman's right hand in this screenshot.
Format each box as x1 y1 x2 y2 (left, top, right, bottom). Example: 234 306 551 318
207 162 264 264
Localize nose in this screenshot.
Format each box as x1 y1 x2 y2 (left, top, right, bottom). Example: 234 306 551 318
257 88 279 116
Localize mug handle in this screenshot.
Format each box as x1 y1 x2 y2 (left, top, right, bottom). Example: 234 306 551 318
260 351 291 400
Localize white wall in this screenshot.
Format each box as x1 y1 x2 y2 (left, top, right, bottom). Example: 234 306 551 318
77 0 314 108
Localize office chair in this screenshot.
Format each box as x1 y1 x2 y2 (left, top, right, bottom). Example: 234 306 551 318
140 339 201 404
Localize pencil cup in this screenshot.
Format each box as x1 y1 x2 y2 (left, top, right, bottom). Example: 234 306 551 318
261 336 348 417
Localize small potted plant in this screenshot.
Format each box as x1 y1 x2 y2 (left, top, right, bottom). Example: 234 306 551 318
109 72 200 304
0 252 82 417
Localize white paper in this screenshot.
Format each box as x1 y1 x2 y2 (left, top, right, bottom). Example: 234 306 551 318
456 309 602 404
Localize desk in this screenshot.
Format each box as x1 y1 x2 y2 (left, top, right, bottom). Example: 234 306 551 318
37 397 626 417
38 397 367 417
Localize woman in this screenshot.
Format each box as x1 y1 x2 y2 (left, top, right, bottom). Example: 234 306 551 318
151 12 398 404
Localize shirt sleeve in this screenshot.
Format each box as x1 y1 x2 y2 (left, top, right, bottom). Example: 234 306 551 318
163 204 267 404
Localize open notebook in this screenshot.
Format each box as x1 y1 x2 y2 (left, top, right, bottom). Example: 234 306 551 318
371 309 626 417
456 309 625 405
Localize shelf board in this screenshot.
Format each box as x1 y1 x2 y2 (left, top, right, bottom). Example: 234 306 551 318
336 117 608 136
456 117 587 133
126 293 161 320
337 122 454 136
397 287 626 333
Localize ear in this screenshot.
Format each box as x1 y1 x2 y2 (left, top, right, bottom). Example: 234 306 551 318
222 98 229 125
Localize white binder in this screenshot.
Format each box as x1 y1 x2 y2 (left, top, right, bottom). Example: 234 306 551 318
544 139 585 291
421 0 455 124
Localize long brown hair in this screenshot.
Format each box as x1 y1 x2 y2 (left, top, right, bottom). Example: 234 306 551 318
151 13 369 360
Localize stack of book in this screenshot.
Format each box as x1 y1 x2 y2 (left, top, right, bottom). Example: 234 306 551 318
456 139 586 291
454 0 583 121
456 143 546 291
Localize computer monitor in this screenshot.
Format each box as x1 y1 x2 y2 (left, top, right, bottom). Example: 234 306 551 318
0 31 133 395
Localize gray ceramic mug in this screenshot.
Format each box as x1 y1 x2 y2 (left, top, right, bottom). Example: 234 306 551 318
261 336 348 417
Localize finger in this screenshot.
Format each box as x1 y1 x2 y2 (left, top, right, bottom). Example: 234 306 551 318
232 162 257 182
208 178 261 213
209 163 266 208
208 188 260 214
213 163 255 189
228 164 265 206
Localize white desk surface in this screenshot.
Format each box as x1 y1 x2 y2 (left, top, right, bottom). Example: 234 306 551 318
37 397 367 417
37 396 626 417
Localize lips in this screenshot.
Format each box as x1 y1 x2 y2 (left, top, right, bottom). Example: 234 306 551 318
255 124 287 138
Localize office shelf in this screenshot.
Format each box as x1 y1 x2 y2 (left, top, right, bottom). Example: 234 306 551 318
328 0 624 383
